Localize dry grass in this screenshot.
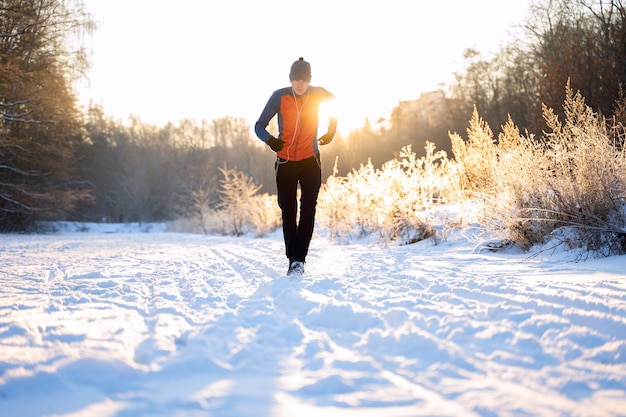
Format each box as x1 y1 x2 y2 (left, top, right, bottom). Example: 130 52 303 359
317 84 626 256
478 85 626 255
170 167 281 237
317 143 461 244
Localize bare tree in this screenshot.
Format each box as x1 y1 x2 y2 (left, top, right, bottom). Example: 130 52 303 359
447 0 626 136
0 0 94 230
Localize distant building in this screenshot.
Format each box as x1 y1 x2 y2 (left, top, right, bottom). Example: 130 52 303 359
390 90 452 155
394 90 447 127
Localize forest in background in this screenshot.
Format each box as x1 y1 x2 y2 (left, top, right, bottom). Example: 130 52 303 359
1 0 626 253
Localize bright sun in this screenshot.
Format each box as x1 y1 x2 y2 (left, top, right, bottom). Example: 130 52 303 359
78 0 530 135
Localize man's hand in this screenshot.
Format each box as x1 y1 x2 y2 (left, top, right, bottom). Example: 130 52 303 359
267 136 284 152
318 132 335 146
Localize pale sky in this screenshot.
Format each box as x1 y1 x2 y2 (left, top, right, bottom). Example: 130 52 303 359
77 0 531 133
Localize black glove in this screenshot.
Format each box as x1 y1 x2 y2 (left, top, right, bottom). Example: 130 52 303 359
267 136 284 152
318 132 335 146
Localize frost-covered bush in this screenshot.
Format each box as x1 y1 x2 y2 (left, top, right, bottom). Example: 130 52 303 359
170 167 280 237
450 107 499 195
319 85 626 256
213 167 280 237
317 143 461 244
473 85 626 255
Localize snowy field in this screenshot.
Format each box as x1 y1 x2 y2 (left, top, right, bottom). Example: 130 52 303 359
1 222 625 417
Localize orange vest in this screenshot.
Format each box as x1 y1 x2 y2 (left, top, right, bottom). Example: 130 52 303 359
255 86 334 161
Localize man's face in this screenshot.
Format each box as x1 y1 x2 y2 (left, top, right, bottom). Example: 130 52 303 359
291 79 310 96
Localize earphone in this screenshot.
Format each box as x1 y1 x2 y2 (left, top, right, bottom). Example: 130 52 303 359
278 88 309 164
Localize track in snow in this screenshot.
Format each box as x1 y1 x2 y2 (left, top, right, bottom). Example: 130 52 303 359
1 231 625 416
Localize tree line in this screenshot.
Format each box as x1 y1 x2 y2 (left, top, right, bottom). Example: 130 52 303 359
1 0 93 231
1 0 625 231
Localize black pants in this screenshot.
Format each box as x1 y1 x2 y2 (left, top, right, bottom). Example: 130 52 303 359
275 155 322 263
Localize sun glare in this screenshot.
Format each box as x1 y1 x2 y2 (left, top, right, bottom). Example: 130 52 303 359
79 0 531 133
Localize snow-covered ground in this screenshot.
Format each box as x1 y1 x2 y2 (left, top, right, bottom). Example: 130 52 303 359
1 222 625 417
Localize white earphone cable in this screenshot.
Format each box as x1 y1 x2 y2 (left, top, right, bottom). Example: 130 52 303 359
279 88 309 164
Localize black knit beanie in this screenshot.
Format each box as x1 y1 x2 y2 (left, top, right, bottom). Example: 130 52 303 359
289 57 311 82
